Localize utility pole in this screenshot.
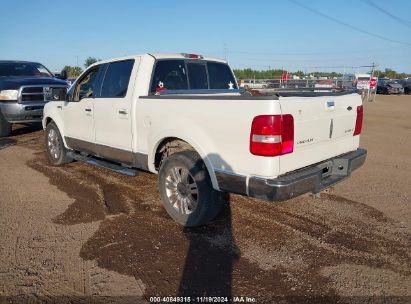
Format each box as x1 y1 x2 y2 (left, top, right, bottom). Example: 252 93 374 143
366 62 376 102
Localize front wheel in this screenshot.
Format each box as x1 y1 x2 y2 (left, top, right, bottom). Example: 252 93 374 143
45 122 72 166
158 151 225 227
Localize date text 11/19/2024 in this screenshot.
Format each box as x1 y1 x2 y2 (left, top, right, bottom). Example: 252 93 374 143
149 296 257 303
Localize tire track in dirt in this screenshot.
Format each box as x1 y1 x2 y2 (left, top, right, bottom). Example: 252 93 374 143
25 139 411 302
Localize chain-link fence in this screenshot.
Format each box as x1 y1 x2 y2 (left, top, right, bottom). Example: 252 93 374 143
242 78 377 102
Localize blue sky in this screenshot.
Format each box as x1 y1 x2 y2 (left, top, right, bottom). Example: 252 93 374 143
1 0 410 73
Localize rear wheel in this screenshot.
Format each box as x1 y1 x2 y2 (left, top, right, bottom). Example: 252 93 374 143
158 151 225 226
0 111 12 137
45 122 72 165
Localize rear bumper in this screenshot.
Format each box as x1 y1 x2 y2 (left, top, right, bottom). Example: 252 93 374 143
0 102 45 123
215 148 367 202
387 88 404 94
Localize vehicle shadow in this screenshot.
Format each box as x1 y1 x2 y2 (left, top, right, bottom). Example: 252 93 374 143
0 138 17 150
177 154 239 298
177 203 239 297
11 123 42 136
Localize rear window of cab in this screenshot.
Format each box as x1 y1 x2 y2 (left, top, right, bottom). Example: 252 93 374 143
150 60 237 93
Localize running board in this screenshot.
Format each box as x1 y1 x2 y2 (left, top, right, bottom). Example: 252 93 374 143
67 152 138 176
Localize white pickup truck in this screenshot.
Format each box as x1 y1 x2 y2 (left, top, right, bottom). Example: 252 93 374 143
43 53 367 226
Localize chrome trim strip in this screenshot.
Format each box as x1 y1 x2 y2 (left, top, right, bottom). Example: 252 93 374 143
158 88 246 95
139 95 278 100
64 136 149 170
65 137 96 156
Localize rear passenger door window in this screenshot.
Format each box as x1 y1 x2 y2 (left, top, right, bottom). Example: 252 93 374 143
100 60 134 98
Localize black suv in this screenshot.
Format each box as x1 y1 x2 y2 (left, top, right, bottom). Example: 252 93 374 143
0 61 67 137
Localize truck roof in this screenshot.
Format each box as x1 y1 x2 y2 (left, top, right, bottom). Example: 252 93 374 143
90 53 227 66
0 60 41 64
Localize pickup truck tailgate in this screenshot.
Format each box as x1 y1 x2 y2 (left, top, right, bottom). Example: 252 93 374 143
278 93 362 175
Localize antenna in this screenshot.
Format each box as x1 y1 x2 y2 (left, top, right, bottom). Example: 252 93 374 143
224 43 228 61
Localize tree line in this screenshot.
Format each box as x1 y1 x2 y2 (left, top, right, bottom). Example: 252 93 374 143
59 58 410 80
61 57 101 78
374 68 410 79
233 68 410 79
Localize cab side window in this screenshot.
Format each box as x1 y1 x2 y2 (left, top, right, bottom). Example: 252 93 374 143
100 60 134 98
73 66 100 102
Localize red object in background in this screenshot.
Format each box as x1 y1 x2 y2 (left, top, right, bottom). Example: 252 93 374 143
370 77 377 88
281 73 289 80
318 79 333 85
156 87 167 93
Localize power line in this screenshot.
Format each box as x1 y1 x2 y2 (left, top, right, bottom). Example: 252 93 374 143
205 45 409 59
227 47 402 56
288 0 411 46
232 63 378 70
362 0 411 29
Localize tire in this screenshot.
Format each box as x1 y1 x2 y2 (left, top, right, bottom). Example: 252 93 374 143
45 122 72 166
0 110 12 138
158 150 225 227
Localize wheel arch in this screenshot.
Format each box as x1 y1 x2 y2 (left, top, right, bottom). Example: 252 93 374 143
43 116 69 148
151 136 220 190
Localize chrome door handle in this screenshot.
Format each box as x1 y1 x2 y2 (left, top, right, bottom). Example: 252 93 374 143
118 109 128 115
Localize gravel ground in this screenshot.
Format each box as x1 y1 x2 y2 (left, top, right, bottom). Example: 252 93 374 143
0 95 410 303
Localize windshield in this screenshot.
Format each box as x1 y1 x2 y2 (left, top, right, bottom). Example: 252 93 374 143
0 62 53 77
150 60 237 93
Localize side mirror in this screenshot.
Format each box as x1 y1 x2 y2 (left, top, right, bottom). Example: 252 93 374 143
48 87 67 101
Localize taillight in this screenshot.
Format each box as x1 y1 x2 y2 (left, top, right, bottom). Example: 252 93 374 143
353 105 363 136
250 114 294 156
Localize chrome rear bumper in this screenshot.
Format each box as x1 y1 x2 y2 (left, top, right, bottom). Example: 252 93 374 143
215 149 367 201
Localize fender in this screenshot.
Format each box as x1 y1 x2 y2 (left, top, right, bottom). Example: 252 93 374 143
42 101 68 147
149 127 220 190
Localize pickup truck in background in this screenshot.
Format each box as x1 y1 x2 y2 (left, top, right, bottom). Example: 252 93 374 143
0 61 67 137
42 53 367 226
239 79 268 89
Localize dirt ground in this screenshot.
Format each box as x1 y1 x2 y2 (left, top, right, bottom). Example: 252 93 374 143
0 95 410 304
